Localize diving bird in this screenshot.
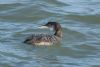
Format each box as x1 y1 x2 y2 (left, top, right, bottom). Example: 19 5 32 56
24 22 62 45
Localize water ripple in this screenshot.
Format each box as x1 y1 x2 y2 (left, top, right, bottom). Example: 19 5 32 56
0 0 100 67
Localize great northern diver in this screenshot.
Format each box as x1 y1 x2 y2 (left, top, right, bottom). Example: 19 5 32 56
24 22 62 45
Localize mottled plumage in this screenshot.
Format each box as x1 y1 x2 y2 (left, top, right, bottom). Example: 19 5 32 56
24 22 62 45
24 34 60 45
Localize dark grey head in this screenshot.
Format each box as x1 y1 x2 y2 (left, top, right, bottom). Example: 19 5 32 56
43 22 62 31
44 22 58 27
41 22 62 37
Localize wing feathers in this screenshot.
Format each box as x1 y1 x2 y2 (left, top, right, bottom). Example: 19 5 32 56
24 34 58 44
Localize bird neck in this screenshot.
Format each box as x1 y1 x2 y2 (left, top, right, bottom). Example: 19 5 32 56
53 24 62 38
54 30 62 38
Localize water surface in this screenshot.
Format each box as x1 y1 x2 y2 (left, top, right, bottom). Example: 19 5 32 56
0 0 100 67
